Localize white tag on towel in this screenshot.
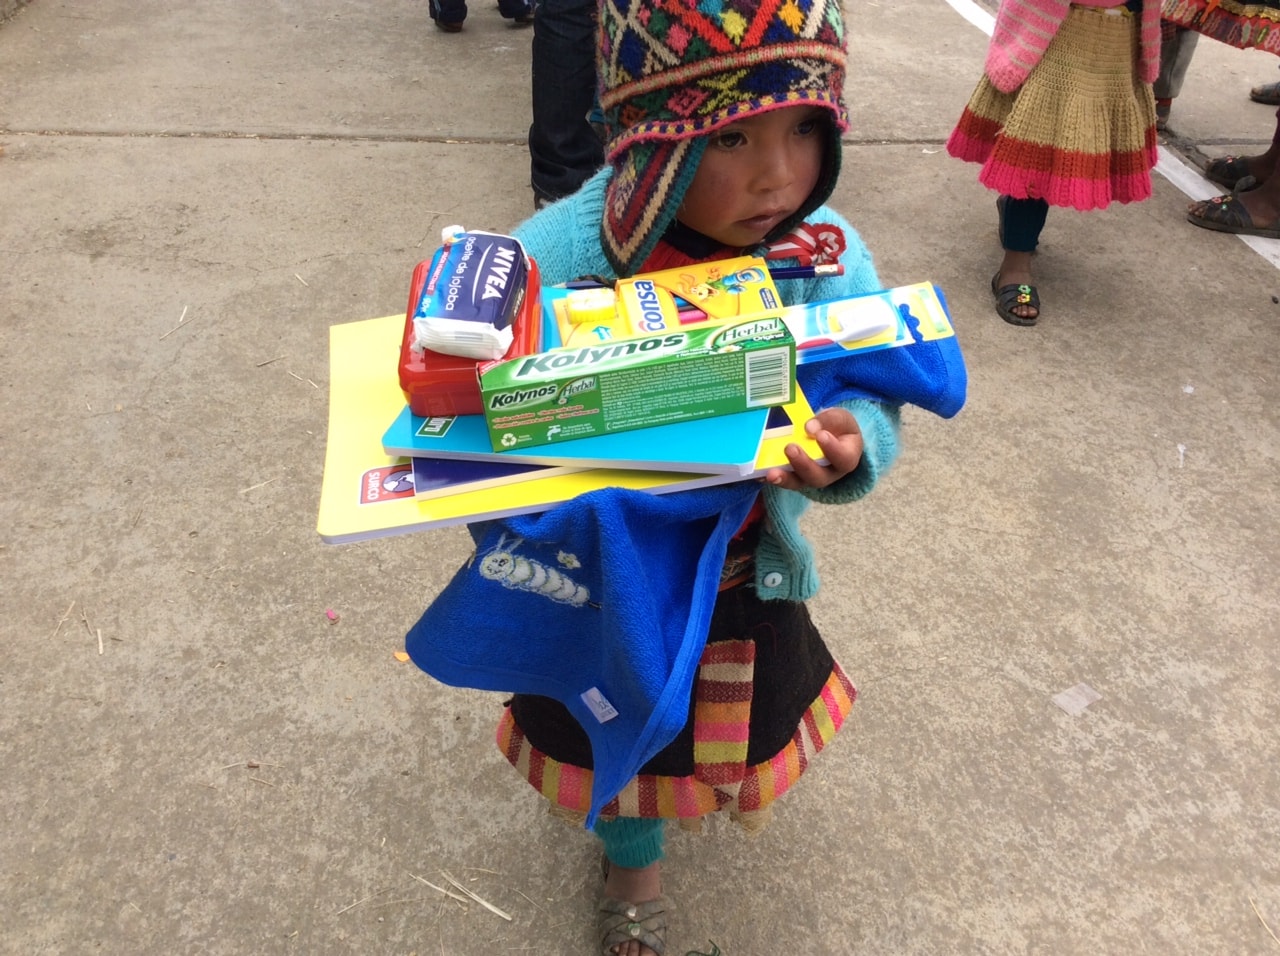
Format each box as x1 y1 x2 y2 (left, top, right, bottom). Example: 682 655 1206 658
581 687 619 723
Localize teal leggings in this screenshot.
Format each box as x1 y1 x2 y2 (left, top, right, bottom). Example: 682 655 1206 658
595 817 666 869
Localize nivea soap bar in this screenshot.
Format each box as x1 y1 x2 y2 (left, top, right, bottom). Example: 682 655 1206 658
410 226 529 360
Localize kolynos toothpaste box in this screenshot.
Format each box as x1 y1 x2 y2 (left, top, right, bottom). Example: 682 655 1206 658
478 316 796 451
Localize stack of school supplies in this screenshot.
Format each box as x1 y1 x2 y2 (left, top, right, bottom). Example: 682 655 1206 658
316 234 959 544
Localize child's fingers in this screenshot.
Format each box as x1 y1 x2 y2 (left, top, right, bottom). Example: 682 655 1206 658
788 442 836 487
764 441 834 489
805 407 859 438
762 409 865 489
816 425 864 476
764 420 864 490
763 452 815 490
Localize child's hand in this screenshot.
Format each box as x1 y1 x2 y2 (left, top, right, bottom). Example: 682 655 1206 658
764 407 863 491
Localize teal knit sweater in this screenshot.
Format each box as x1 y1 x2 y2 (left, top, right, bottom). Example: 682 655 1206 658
513 168 905 603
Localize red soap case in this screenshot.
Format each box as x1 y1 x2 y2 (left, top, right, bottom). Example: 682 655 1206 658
397 255 543 417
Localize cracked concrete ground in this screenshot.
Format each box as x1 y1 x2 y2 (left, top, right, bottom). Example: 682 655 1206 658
1 1 1277 953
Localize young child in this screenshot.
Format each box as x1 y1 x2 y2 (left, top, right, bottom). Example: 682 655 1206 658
946 0 1161 326
406 0 966 952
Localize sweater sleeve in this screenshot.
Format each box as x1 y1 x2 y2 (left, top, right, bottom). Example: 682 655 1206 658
512 169 616 287
983 0 1071 94
804 398 900 503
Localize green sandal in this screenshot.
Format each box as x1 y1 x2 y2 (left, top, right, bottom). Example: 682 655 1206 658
991 272 1040 327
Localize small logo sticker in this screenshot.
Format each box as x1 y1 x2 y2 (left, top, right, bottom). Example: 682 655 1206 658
581 687 618 723
360 465 415 504
415 416 455 438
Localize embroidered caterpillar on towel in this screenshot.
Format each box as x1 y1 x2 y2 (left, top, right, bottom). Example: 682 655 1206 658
477 534 592 607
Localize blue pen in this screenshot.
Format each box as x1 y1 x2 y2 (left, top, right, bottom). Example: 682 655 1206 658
767 264 844 281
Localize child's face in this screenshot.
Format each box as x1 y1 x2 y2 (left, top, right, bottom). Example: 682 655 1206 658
678 105 827 249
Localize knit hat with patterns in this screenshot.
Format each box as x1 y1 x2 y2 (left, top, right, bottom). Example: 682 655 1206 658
596 0 849 275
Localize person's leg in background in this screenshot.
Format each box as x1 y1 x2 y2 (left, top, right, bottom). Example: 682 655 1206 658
429 0 468 32
1201 101 1280 192
992 195 1050 326
529 0 606 208
1154 22 1199 131
497 0 536 25
1188 107 1280 236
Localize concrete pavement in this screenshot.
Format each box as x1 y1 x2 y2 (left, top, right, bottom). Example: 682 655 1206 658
1 1 1277 953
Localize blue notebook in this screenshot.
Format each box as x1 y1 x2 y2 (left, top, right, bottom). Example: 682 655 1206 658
382 403 770 476
410 456 583 501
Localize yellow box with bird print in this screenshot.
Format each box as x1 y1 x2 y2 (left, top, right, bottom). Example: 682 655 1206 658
555 256 780 349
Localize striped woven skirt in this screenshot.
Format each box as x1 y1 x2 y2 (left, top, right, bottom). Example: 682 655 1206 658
496 583 856 829
946 5 1157 211
1162 0 1280 54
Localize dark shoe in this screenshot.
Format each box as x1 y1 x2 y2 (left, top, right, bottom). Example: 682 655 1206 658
1250 80 1280 105
991 272 1040 326
1232 175 1261 194
433 18 463 31
1186 193 1280 238
497 0 534 23
1204 155 1256 190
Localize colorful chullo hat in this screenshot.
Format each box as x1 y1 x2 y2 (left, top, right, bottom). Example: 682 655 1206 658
597 0 849 276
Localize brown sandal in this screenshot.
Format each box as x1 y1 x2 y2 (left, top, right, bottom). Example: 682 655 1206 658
598 895 672 955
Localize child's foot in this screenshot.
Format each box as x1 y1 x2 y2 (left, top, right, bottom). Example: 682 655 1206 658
991 249 1038 325
598 861 668 956
991 268 1039 326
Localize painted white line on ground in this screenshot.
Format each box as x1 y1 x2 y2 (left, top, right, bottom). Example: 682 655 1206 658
940 0 1280 265
944 0 994 35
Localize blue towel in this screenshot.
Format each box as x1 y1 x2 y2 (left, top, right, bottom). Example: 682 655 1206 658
405 483 758 826
407 316 967 826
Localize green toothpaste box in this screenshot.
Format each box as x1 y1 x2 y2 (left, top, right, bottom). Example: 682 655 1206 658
478 317 796 451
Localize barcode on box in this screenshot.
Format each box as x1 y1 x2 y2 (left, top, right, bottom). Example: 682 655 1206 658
745 348 791 407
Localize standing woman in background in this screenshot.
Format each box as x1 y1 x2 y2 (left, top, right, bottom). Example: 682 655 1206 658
947 0 1161 326
1164 0 1280 236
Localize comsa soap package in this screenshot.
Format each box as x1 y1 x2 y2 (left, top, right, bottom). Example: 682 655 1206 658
410 226 530 360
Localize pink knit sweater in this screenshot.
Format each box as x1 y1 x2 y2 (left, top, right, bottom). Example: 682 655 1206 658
983 0 1160 93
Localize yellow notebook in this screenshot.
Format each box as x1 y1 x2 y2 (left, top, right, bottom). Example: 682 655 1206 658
317 315 822 544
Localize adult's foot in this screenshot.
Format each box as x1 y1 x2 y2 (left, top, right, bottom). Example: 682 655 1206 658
1187 187 1280 237
1204 153 1276 191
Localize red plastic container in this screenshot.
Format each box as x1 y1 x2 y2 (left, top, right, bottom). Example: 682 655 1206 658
397 254 542 417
